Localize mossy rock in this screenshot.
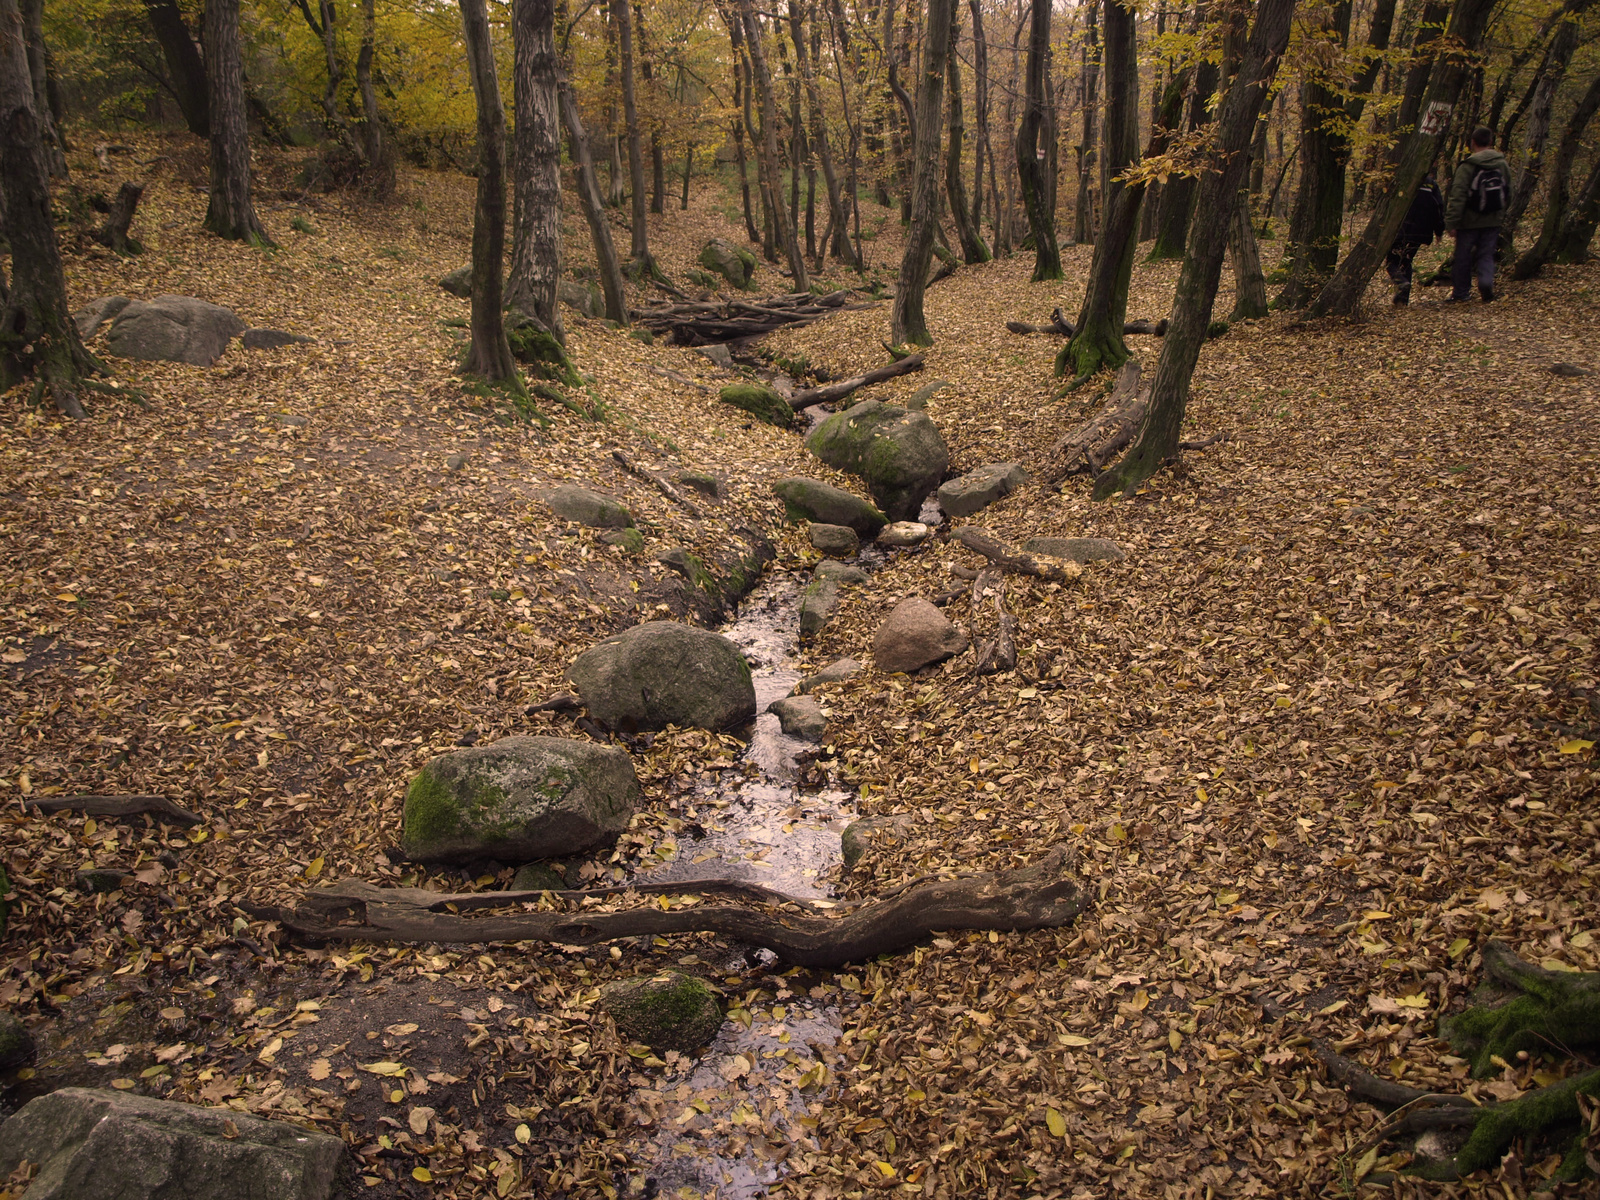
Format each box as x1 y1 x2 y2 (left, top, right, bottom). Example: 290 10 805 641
438 266 472 298
510 862 568 892
805 401 950 521
629 328 655 346
506 316 579 385
600 527 645 555
675 470 722 500
0 1010 30 1071
568 621 755 732
600 971 723 1052
546 484 634 529
402 735 639 864
658 548 716 591
772 478 887 536
718 383 793 429
697 238 758 290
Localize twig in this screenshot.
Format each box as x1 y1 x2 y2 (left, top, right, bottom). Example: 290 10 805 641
27 794 203 826
645 365 713 393
1178 432 1231 451
950 527 1069 582
791 351 926 409
610 449 703 518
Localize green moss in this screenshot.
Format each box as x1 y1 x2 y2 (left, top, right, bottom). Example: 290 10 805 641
601 527 645 555
1455 1066 1600 1175
601 971 723 1051
402 768 467 851
718 383 793 429
629 328 655 346
841 823 866 869
507 325 580 385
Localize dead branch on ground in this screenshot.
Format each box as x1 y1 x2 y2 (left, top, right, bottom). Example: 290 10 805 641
28 794 203 825
1005 311 1168 338
950 527 1070 582
610 449 703 518
1047 360 1150 483
790 352 927 409
971 569 1018 675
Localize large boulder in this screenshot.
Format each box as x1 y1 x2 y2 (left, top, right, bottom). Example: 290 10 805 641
106 296 245 367
402 736 639 863
600 971 723 1052
873 597 967 674
937 463 1028 518
0 1087 350 1200
545 484 634 529
1022 536 1126 563
718 382 793 429
697 238 758 290
569 621 755 732
805 401 950 521
73 295 131 339
772 478 887 536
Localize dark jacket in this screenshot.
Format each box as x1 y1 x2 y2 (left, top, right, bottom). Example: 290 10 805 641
1445 148 1512 231
1398 181 1445 246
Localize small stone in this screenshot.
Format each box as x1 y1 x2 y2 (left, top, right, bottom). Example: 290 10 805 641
693 343 735 370
0 1011 31 1071
446 453 468 472
511 862 568 892
558 279 603 318
1021 536 1126 563
809 523 859 557
936 463 1029 518
873 597 968 674
877 521 932 547
840 816 912 870
242 328 312 350
905 378 950 410
629 328 655 345
798 658 861 693
799 564 868 640
1550 362 1592 377
657 548 715 589
768 695 826 741
815 561 869 585
439 266 473 297
546 484 634 529
74 867 130 894
600 971 723 1052
600 527 645 555
274 414 308 428
675 470 722 499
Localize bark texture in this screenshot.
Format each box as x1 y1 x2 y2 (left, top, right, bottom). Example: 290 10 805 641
1514 70 1600 278
508 0 566 346
892 0 954 346
611 0 652 266
202 0 271 245
944 9 989 263
559 83 628 323
141 0 208 136
790 0 857 268
1016 0 1062 280
740 0 808 288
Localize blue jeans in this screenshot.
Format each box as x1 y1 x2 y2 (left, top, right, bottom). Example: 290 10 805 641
1451 227 1498 299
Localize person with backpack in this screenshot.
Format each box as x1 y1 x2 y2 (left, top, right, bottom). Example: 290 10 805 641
1444 126 1512 303
1386 171 1445 304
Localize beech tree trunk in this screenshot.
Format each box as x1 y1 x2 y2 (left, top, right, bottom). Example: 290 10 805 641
1552 161 1600 263
458 0 520 385
740 0 808 288
892 0 953 346
142 0 208 136
1148 3 1214 262
610 0 653 269
19 0 64 176
507 0 565 346
945 8 989 263
968 0 989 239
315 0 366 164
1513 69 1600 278
1094 0 1296 499
790 0 858 268
202 0 271 244
1073 1 1100 245
1500 17 1576 251
1307 0 1500 317
1016 0 1062 280
1276 0 1352 308
0 0 99 418
559 83 628 323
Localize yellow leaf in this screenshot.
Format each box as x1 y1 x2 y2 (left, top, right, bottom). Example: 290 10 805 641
873 1162 896 1178
360 1062 407 1076
1274 695 1292 707
1466 730 1486 746
412 1167 433 1183
110 1078 135 1089
56 593 77 603
1319 1000 1348 1015
1045 1108 1067 1138
1353 1145 1379 1181
1447 938 1471 959
308 1059 331 1081
515 1123 531 1144
1058 1034 1092 1047
1395 993 1430 1008
1559 739 1594 754
1363 910 1393 920
1195 786 1208 802
303 856 324 879
1169 1029 1182 1051
159 1007 184 1021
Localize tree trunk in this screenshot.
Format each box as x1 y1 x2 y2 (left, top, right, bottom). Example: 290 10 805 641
1073 0 1100 245
141 0 208 136
1061 0 1141 383
458 0 520 386
1016 0 1062 280
1149 16 1217 262
0 0 99 418
740 0 809 288
790 0 858 268
316 0 366 163
968 0 989 238
95 181 145 254
356 0 390 190
202 0 271 245
1276 0 1352 307
507 0 566 348
1512 68 1600 278
1142 2 1168 240
892 0 953 345
1500 17 1576 251
1306 0 1500 317
19 0 65 175
1551 154 1600 264
723 4 761 243
680 141 693 210
559 82 628 323
611 0 652 267
1228 176 1268 318
945 8 989 263
1093 0 1296 500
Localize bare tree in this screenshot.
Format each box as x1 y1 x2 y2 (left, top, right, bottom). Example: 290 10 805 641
1017 0 1063 280
740 0 809 288
1513 70 1600 278
141 0 208 136
202 0 271 244
611 0 657 275
559 81 629 323
946 5 990 262
508 0 566 347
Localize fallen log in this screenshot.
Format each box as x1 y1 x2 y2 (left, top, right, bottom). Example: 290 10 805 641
1047 360 1149 483
791 351 926 409
949 527 1071 582
611 449 703 518
28 794 203 825
1004 310 1168 338
633 290 854 345
259 849 1083 968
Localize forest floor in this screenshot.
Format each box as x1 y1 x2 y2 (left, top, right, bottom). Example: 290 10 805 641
1 135 1598 1200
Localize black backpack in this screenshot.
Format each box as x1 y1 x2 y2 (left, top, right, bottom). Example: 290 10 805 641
1468 163 1506 214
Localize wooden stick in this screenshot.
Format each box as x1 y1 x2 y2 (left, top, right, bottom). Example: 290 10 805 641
791 351 927 409
610 449 703 518
950 527 1069 582
28 794 203 825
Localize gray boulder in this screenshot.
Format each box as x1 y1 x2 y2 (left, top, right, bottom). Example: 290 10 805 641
697 237 758 290
569 621 755 732
809 523 859 557
772 478 887 536
402 735 639 864
600 527 645 555
798 657 861 693
798 561 868 641
675 470 723 499
558 279 604 318
546 484 634 529
878 521 932 547
873 597 967 674
693 343 735 370
439 266 473 297
600 971 722 1052
905 378 949 410
768 695 826 742
242 328 312 350
1021 536 1126 563
0 1087 349 1200
73 295 131 339
106 296 246 367
805 401 950 521
937 462 1028 518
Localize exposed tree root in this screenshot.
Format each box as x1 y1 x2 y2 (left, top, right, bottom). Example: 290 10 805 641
27 794 203 825
257 849 1083 968
1046 360 1149 483
970 569 1018 676
949 526 1072 582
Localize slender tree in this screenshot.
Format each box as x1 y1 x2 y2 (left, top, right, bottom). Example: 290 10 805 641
893 0 954 344
945 7 990 262
1073 1 1101 244
356 0 389 188
1148 2 1216 261
559 81 628 322
969 0 991 239
1499 17 1578 250
141 0 208 136
740 0 809 288
791 0 859 268
1513 69 1600 278
611 0 655 273
1017 0 1063 280
508 0 566 347
720 2 762 244
202 0 271 244
1094 0 1297 500
1550 158 1600 263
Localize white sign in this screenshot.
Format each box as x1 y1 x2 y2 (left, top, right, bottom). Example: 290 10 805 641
1419 101 1452 136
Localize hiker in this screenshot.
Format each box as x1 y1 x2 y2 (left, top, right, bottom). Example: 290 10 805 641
1444 126 1512 303
1386 172 1445 304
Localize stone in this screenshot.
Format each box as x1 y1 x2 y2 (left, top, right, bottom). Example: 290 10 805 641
937 462 1029 518
815 561 869 585
693 343 735 370
905 378 950 410
568 621 756 732
629 328 654 345
401 736 640 864
242 328 312 350
0 1011 31 1071
799 562 868 641
558 279 603 317
798 658 861 693
74 867 129 894
275 415 308 428
511 862 568 892
106 295 246 367
768 695 826 742
439 266 472 297
73 295 131 339
772 478 887 536
877 521 932 547
697 237 758 290
446 453 468 472
600 527 645 555
546 484 634 529
1551 362 1592 378
600 971 722 1052
657 548 715 590
873 597 968 674
675 470 722 499
805 400 950 521
840 815 913 871
0 1087 349 1200
809 523 859 557
718 382 793 428
1021 536 1126 563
